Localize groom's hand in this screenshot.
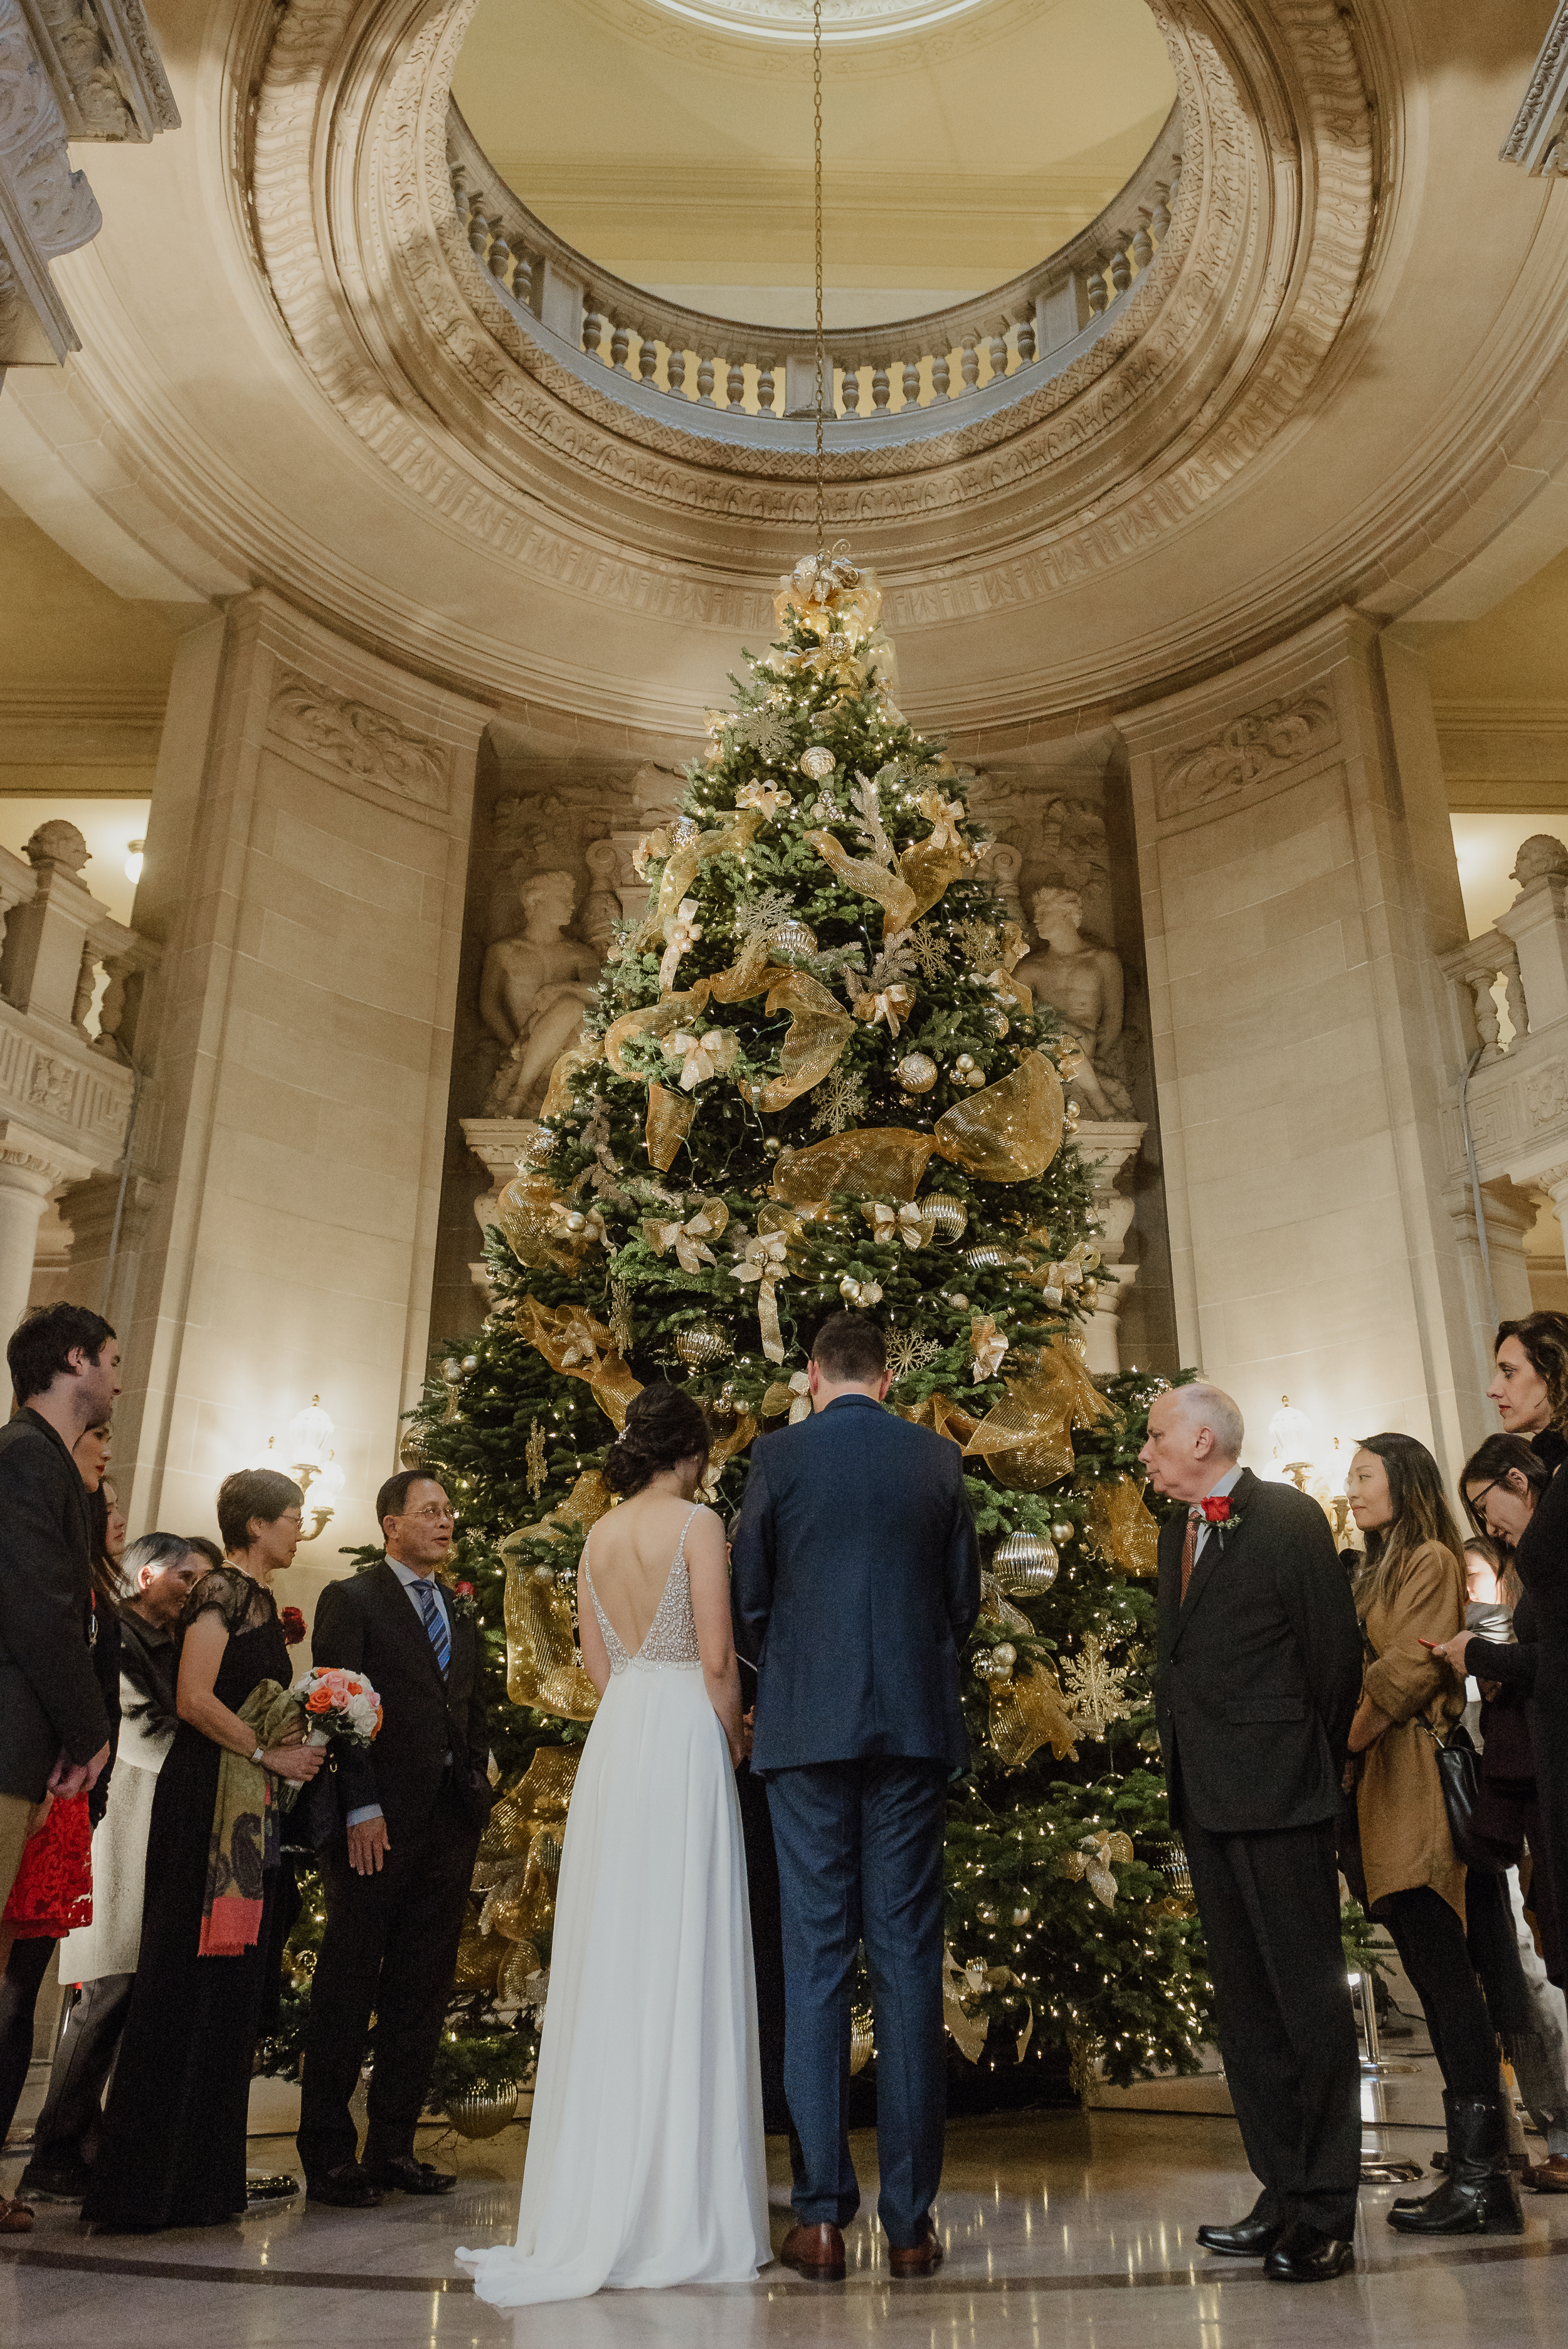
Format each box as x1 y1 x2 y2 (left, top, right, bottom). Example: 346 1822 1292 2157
347 1817 391 1875
740 1709 755 1761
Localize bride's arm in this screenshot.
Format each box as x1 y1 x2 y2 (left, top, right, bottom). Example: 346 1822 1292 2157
687 1511 744 1768
578 1559 612 1697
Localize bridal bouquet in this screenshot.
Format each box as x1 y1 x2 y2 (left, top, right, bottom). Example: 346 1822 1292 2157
291 1665 383 1748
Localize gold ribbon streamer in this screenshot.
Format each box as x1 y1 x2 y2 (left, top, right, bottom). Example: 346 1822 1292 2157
631 807 764 953
899 789 971 925
987 1660 1080 1768
603 990 708 1076
514 1297 642 1432
896 1389 980 1448
732 1232 791 1363
701 943 856 1115
807 828 919 939
538 1037 603 1122
645 1083 697 1173
934 1051 1064 1184
771 1126 938 1203
499 1477 613 1721
962 1342 1111 1490
1084 1475 1162 1578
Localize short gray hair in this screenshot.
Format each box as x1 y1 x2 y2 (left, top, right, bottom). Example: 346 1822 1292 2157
1172 1381 1244 1458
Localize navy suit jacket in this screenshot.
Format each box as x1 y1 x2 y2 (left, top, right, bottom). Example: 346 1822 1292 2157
731 1393 982 1775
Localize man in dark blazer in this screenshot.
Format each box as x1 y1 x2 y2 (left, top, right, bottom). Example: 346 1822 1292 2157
297 1470 491 2205
732 1312 980 2283
1142 1381 1363 2284
0 1304 119 1910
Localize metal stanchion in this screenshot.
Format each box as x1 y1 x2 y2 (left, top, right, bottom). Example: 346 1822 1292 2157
1350 1970 1423 2184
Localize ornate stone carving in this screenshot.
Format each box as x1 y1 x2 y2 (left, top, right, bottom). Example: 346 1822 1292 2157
1527 1060 1568 1132
1154 692 1338 819
0 0 101 260
24 815 90 875
26 1053 74 1114
268 669 450 805
1012 886 1135 1123
1501 3 1568 172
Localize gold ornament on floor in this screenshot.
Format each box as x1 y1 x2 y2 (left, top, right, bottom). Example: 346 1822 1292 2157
524 1418 546 1501
446 2084 521 2140
1060 1829 1135 1909
1061 1636 1135 1741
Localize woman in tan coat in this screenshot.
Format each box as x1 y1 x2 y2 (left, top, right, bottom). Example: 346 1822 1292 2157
1346 1432 1521 2237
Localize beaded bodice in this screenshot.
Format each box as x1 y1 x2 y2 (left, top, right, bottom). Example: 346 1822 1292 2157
584 1504 704 1675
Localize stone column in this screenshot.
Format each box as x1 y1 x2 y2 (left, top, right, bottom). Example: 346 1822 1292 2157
1121 610 1482 1478
0 1120 94 1340
1071 1121 1145 1373
114 592 488 1609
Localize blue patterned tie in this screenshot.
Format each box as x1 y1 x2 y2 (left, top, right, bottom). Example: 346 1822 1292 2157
412 1577 451 1678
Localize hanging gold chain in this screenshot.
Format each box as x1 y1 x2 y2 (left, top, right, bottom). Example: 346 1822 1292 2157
813 0 825 559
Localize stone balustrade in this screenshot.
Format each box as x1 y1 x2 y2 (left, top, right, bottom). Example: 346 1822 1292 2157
0 823 159 1336
447 98 1181 444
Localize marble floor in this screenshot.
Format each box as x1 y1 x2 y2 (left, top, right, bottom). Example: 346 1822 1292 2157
5 2054 1567 2349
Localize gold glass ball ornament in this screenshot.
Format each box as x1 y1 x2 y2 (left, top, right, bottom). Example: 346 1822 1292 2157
991 1642 1017 1677
770 916 818 956
849 2001 875 2076
763 1138 782 1158
896 1050 938 1094
954 1053 975 1076
1050 1519 1074 1544
445 2083 520 2140
1000 1538 1059 1594
531 1562 555 1586
1011 1904 1032 1929
992 1529 1047 1582
985 1009 1010 1039
674 1320 733 1369
942 1290 970 1310
972 1648 1009 1684
798 746 837 782
976 1902 999 1926
918 1195 968 1243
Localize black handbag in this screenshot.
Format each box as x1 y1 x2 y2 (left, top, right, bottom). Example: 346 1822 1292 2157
1360 1621 1503 1875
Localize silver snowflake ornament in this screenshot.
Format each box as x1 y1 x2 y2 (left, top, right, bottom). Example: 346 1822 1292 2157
810 1068 868 1135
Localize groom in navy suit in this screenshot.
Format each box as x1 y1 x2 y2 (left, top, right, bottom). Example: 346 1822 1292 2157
732 1312 980 2281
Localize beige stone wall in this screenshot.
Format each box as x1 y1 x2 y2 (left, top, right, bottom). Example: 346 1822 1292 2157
1123 610 1488 1482
109 591 487 1620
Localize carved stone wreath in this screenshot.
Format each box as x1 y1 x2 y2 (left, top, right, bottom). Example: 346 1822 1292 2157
246 0 1378 627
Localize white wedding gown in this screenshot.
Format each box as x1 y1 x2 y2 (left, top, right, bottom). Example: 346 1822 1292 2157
457 1505 771 2306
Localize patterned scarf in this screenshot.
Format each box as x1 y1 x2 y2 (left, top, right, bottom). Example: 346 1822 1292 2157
198 1678 300 1957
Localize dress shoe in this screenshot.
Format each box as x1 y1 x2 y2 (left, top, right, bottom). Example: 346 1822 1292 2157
0 2197 35 2234
1196 2213 1283 2256
888 2215 944 2277
364 2155 457 2195
1263 2222 1355 2282
780 2221 847 2281
305 2162 384 2208
1525 2154 1568 2193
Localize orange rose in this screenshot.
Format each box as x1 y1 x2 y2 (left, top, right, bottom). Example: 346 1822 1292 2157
305 1689 333 1713
346 1680 363 1696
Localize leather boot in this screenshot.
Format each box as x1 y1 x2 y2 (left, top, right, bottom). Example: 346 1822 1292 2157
1387 2092 1524 2235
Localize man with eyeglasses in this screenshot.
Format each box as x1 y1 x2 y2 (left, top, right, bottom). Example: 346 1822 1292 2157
297 1471 492 2207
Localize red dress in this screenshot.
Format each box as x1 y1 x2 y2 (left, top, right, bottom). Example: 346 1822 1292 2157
1 1793 92 1939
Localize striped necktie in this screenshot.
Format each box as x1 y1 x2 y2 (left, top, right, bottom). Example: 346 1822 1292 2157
411 1577 451 1677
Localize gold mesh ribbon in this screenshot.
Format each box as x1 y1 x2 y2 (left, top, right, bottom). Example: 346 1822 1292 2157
934 1051 1064 1184
477 1746 581 1864
963 1345 1110 1490
1084 1475 1162 1578
704 941 855 1113
514 1296 642 1432
645 1082 697 1172
771 1126 938 1203
897 1390 979 1447
630 807 763 953
538 1037 603 1121
472 1747 583 1958
701 1413 760 1495
496 1170 592 1275
900 790 971 924
603 990 707 1076
500 1524 601 1721
987 1661 1081 1768
806 829 919 939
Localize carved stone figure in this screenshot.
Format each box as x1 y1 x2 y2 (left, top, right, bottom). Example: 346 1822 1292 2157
1014 886 1133 1121
479 871 602 1118
1511 834 1568 893
578 839 624 953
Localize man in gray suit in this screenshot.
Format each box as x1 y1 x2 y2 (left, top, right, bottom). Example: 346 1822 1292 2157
731 1312 980 2283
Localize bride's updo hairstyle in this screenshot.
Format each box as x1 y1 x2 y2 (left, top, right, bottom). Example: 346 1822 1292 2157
603 1383 711 1497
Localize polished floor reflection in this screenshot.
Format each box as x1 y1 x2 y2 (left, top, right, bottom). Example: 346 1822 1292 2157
6 2081 1567 2349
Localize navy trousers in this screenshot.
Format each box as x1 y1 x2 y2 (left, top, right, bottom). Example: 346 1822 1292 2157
765 1756 947 2246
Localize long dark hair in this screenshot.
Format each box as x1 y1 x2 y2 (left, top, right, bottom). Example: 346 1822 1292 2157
1458 1433 1550 1609
1353 1431 1465 1615
603 1384 711 1497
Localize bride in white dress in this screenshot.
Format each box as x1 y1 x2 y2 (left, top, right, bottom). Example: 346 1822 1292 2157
458 1384 771 2306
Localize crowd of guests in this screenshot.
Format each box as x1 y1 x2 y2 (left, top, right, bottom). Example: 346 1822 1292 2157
0 1302 491 2235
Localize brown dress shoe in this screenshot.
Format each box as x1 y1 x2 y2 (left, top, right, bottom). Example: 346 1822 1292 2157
1525 2155 1568 2193
888 2216 943 2277
780 2221 847 2281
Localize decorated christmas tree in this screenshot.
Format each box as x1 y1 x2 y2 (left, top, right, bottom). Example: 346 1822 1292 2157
273 547 1212 2113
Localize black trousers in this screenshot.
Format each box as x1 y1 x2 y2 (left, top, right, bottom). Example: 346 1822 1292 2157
1182 1810 1360 2238
31 1973 134 2166
0 1934 55 2142
297 1784 479 2177
1382 1885 1498 2097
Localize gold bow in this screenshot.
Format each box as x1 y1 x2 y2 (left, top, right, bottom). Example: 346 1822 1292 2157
970 1315 1010 1383
941 1944 1034 2065
987 1660 1080 1768
840 1274 883 1307
1060 1830 1135 1910
643 1197 729 1274
514 1296 642 1432
665 1027 738 1092
864 1201 928 1250
921 793 967 854
546 1200 607 1251
732 1232 791 1363
852 982 913 1039
736 780 793 817
761 1370 813 1424
657 898 703 994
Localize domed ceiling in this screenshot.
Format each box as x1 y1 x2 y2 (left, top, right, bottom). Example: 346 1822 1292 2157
452 0 1177 327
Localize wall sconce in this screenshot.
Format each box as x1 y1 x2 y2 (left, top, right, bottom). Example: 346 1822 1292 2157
1267 1397 1364 1552
125 838 145 884
254 1394 346 1542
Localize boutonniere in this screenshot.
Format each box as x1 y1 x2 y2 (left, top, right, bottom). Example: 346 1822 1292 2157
1200 1496 1242 1541
447 1580 479 1622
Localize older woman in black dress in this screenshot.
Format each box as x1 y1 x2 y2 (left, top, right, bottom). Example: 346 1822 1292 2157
83 1470 323 2232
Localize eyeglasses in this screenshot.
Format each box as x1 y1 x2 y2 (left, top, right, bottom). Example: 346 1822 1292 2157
406 1504 455 1524
1464 1479 1505 1524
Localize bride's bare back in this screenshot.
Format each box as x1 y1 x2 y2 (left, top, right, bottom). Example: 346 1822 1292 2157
576 1490 740 1758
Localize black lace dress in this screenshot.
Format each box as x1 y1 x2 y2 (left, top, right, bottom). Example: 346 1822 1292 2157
83 1569 290 2230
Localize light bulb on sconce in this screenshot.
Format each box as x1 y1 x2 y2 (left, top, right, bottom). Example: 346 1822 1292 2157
1266 1396 1363 1552
125 838 145 884
251 1394 343 1541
